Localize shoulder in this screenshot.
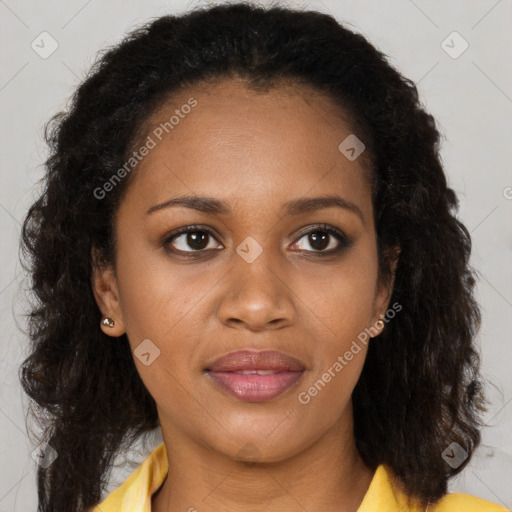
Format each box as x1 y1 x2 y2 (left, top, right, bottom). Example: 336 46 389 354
364 464 508 512
88 443 168 512
431 492 508 511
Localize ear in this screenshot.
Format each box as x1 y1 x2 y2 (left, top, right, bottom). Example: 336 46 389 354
91 247 126 337
371 246 400 332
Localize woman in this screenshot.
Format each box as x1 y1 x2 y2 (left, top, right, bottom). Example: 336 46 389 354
19 2 507 511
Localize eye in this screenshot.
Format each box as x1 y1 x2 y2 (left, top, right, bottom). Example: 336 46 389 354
163 225 222 254
162 223 351 257
291 224 350 255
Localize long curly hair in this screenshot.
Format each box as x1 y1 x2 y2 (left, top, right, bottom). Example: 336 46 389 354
19 2 485 511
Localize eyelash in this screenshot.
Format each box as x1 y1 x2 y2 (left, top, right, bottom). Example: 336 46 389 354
162 223 351 257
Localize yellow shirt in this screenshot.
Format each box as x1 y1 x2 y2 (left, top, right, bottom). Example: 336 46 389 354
91 442 507 511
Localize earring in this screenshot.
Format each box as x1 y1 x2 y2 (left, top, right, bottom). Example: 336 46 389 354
376 319 384 330
102 317 115 328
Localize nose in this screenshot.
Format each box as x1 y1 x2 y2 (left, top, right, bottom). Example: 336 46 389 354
215 249 296 332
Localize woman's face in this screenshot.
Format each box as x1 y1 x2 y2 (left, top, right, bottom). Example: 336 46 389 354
93 78 395 462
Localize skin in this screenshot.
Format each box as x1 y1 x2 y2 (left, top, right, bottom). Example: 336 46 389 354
92 78 397 512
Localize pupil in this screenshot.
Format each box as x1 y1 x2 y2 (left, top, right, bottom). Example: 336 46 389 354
188 231 208 250
310 231 328 251
184 230 331 251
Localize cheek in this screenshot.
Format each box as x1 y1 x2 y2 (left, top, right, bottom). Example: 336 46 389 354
114 239 201 340
296 245 378 343
295 284 371 423
297 245 377 395
114 248 203 406
114 242 224 394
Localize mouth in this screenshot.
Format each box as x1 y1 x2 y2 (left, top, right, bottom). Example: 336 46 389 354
204 349 306 402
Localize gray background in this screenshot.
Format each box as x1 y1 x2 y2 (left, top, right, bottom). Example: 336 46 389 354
0 0 511 510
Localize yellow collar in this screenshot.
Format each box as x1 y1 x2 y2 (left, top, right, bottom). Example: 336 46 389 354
92 442 507 512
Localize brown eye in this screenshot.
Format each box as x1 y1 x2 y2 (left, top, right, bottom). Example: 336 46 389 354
307 231 330 251
292 225 350 254
163 226 222 253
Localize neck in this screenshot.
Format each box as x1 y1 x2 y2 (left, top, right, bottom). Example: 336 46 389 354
152 405 374 512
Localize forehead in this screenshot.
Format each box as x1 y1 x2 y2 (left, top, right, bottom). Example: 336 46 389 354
120 78 373 219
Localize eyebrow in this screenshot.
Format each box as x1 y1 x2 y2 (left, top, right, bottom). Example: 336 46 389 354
146 194 364 222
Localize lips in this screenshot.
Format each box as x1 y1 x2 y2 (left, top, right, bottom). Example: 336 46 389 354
204 349 306 402
205 349 305 372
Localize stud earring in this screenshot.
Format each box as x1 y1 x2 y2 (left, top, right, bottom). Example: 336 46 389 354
376 319 384 330
102 317 115 328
